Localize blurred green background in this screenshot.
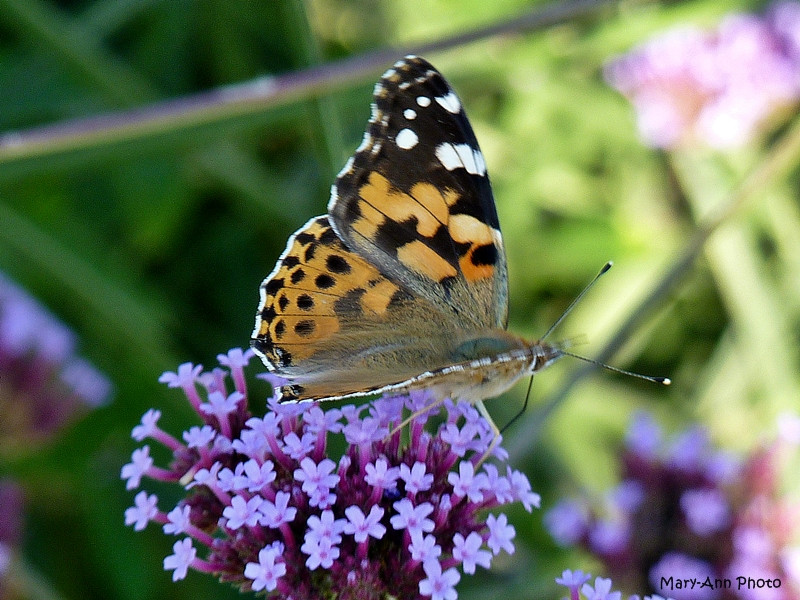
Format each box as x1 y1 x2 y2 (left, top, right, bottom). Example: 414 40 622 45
1 0 798 599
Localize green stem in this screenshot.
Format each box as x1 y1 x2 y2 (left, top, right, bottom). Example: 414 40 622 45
0 0 620 174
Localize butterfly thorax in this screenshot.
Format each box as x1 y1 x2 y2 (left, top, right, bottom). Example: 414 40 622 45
415 329 563 402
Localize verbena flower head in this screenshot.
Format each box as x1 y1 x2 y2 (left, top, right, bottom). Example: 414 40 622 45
122 348 540 599
545 412 800 600
605 1 800 149
0 272 112 454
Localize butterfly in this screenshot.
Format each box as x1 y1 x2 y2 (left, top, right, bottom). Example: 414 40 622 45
251 55 564 449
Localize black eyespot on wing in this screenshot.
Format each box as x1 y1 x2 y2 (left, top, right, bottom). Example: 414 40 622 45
326 254 351 274
295 232 315 246
296 294 314 310
315 274 335 289
265 278 283 296
283 255 300 269
294 320 316 337
291 268 306 284
319 227 338 245
471 243 498 266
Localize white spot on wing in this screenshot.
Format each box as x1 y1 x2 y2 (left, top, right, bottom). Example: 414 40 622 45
404 108 417 120
336 155 355 178
396 128 419 150
416 96 431 107
435 142 486 175
356 131 373 152
436 91 461 114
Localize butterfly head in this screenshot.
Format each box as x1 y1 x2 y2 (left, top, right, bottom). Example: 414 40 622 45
530 340 564 374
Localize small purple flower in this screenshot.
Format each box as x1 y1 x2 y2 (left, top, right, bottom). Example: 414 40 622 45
281 431 315 459
120 446 154 490
409 532 442 563
163 538 197 581
223 495 263 529
163 505 192 535
343 505 385 543
244 542 286 592
625 411 663 459
486 513 515 555
400 461 434 495
588 519 629 557
452 532 491 574
123 349 540 598
391 498 435 536
447 461 487 503
555 568 592 597
364 457 400 489
305 509 346 545
124 491 158 531
259 491 296 529
294 457 339 507
581 576 622 600
556 570 674 600
419 559 460 600
301 535 340 570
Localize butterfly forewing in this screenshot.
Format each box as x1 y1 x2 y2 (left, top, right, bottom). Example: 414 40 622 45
329 56 508 330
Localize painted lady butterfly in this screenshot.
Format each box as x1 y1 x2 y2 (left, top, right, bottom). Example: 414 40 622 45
251 56 572 443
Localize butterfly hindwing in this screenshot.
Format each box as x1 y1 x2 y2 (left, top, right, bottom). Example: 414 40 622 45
252 216 493 401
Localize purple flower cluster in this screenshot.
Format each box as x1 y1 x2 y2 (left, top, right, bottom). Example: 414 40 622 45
545 412 800 600
0 272 112 453
122 349 540 599
555 569 676 600
605 1 800 149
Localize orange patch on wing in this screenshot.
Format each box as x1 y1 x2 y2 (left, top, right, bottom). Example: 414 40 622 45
448 214 493 245
359 173 453 238
397 240 457 281
361 279 401 315
459 251 495 281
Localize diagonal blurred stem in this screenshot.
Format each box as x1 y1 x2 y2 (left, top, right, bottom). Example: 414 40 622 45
0 0 619 170
506 114 800 462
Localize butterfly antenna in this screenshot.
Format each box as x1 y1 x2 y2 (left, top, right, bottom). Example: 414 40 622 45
560 349 671 385
500 375 535 434
541 261 614 342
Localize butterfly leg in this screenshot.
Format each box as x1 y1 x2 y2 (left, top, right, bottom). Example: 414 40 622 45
474 400 501 467
386 394 450 441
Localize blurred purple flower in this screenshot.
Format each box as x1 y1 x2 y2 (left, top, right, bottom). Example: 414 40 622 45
545 411 800 599
0 272 112 453
605 1 800 149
